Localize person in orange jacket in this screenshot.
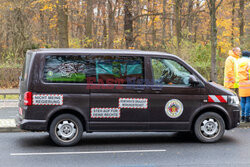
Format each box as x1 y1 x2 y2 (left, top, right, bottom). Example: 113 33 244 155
238 51 250 122
224 47 241 93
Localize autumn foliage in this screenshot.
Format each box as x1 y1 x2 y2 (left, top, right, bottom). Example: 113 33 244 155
0 0 249 88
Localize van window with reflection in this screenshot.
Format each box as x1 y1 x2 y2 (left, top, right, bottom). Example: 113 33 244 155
94 56 144 84
151 58 191 86
44 55 96 83
44 55 144 84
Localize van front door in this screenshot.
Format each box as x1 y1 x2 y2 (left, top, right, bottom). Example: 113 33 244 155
148 57 204 131
88 55 149 131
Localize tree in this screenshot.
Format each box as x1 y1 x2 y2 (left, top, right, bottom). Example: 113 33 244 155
161 0 166 45
124 0 133 49
239 0 245 46
174 0 182 55
187 0 193 40
57 0 69 48
231 0 235 47
206 0 223 82
85 0 93 48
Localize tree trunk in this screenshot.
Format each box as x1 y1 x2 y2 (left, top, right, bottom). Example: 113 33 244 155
207 0 222 82
151 0 156 47
86 0 93 48
124 0 133 49
169 3 174 38
175 0 181 55
162 0 166 46
57 0 69 48
134 0 141 48
210 1 217 82
108 0 115 49
194 1 200 43
231 0 235 47
187 0 193 40
145 0 150 48
239 0 244 45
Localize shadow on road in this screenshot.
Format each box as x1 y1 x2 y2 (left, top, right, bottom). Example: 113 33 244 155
15 131 237 148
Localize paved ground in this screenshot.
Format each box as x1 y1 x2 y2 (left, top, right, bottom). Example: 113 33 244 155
0 107 18 119
0 104 18 131
1 129 250 167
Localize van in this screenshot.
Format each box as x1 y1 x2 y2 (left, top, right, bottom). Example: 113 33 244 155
16 49 240 146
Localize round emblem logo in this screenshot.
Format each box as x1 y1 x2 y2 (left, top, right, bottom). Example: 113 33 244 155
165 99 184 118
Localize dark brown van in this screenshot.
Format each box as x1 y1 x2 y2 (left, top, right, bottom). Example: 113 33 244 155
16 49 240 146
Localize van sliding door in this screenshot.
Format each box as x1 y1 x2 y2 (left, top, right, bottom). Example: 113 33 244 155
88 55 149 131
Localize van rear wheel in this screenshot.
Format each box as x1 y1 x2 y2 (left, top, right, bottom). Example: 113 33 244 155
194 112 225 143
49 114 83 146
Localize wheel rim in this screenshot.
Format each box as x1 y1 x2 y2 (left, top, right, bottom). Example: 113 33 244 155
55 119 78 142
200 118 220 139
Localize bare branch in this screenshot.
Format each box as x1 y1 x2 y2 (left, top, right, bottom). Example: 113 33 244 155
216 0 223 10
206 0 211 10
132 13 168 21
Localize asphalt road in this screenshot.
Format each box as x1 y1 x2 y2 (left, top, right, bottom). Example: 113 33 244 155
1 129 250 167
0 107 18 119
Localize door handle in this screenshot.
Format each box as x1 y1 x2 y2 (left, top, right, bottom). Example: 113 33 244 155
134 87 145 91
151 87 162 91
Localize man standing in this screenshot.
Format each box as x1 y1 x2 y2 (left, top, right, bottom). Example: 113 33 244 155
238 51 250 122
224 47 241 93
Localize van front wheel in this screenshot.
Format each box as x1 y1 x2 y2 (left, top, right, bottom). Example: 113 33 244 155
49 114 83 146
194 112 225 143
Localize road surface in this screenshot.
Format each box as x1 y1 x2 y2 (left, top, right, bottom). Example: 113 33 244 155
1 129 250 167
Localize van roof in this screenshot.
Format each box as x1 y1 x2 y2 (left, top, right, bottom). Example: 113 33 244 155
28 48 177 57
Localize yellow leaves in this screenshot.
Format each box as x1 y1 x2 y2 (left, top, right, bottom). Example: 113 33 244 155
40 4 54 11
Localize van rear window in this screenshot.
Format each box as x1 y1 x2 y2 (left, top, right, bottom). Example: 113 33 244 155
44 55 144 84
44 55 95 83
21 52 32 81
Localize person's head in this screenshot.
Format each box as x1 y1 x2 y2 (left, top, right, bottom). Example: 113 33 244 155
242 51 250 58
232 47 241 56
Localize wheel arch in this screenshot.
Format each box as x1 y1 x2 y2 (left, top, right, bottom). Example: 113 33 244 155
190 104 231 131
47 106 87 131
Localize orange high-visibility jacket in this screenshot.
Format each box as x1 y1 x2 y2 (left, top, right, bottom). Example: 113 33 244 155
224 50 240 88
238 57 250 97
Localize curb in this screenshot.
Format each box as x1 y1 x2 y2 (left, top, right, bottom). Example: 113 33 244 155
0 127 21 132
0 119 21 132
238 122 250 128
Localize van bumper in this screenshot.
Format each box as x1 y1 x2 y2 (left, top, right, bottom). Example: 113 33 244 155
15 115 47 131
227 106 241 130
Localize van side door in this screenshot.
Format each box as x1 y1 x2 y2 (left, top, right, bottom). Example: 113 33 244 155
88 55 149 131
148 57 205 131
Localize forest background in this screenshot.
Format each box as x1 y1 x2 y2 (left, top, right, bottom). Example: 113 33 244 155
0 0 249 88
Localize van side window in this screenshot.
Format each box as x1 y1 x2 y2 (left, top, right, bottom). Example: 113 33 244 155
94 56 144 84
151 58 191 86
44 55 96 83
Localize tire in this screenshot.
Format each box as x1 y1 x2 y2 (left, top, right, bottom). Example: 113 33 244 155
49 114 83 146
194 112 225 143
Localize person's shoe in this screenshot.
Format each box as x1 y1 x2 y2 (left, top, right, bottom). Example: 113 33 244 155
241 116 246 122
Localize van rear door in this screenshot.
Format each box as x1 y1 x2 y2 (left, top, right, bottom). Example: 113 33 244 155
19 51 33 115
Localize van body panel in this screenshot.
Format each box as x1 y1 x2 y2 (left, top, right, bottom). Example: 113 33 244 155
16 49 240 135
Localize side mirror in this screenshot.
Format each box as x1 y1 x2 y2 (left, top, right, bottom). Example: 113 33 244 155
189 75 199 86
